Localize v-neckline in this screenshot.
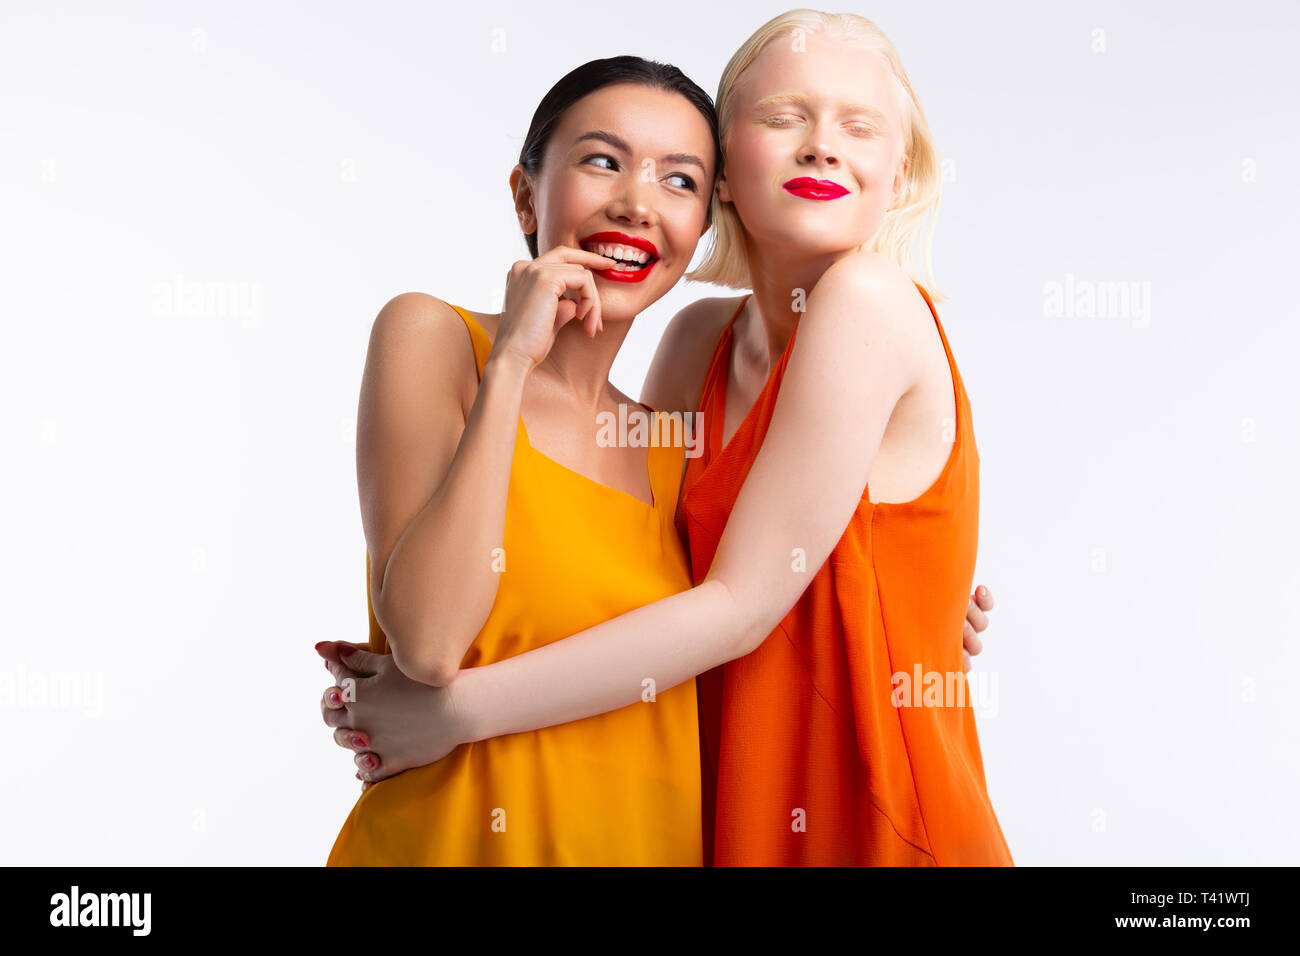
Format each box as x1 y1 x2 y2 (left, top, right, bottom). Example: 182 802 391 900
712 295 799 460
460 306 660 511
518 413 659 511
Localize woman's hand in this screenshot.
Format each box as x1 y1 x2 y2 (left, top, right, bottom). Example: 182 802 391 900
316 641 466 788
962 585 995 672
491 245 617 372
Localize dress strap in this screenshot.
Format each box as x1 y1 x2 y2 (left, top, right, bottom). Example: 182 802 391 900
698 296 751 461
445 302 492 382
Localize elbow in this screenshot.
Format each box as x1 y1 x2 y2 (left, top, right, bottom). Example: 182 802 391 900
706 576 776 660
392 639 460 688
373 587 468 687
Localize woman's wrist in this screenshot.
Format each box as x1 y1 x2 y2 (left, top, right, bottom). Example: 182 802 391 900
443 665 484 745
483 347 534 383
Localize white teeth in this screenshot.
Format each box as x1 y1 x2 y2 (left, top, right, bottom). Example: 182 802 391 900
583 241 651 265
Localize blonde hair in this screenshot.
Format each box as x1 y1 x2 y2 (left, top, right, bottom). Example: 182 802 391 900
686 9 946 302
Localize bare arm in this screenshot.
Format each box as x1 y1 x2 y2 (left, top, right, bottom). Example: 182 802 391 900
358 292 530 687
449 253 925 742
368 247 615 686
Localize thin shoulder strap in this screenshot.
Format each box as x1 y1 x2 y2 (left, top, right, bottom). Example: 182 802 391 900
726 294 750 331
703 295 750 401
444 302 491 382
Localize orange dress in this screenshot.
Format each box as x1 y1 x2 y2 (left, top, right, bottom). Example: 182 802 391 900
328 303 702 866
677 285 1013 866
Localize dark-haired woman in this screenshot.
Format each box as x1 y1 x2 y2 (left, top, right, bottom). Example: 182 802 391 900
325 57 722 865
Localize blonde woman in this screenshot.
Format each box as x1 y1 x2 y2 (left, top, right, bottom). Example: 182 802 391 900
323 10 1008 865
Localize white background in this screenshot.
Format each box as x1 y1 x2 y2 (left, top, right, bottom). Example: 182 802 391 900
2 0 1297 865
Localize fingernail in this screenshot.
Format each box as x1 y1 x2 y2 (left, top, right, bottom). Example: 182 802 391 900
352 735 366 749
314 641 328 650
328 691 341 706
363 755 376 769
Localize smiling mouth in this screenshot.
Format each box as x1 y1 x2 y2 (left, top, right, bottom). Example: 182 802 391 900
578 232 660 282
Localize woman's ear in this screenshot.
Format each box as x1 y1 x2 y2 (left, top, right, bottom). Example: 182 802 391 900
509 164 537 232
888 154 909 210
717 173 732 204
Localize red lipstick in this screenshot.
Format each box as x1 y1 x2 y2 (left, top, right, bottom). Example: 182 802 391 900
782 177 848 201
578 231 660 283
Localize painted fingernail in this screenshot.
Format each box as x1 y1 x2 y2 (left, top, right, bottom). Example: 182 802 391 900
314 641 328 650
352 735 365 749
328 691 341 706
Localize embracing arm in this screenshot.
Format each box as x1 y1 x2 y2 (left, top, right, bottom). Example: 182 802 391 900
451 255 923 742
359 293 528 687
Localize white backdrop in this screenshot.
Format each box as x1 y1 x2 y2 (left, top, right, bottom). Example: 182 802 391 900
2 0 1297 865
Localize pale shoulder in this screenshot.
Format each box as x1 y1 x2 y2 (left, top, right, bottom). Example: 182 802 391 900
642 294 745 414
666 294 744 357
802 253 936 393
809 253 934 345
815 252 925 315
365 292 481 413
370 291 475 340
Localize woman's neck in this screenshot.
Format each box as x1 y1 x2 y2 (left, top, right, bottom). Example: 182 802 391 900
740 236 852 372
530 310 637 410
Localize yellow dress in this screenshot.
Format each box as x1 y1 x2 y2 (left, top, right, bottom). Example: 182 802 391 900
327 303 702 866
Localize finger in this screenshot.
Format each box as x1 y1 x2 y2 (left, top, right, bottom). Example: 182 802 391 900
963 649 972 673
965 600 989 633
963 619 984 656
336 645 383 675
324 658 359 686
583 266 602 336
316 640 364 665
554 296 579 329
321 685 351 729
355 750 382 778
333 727 370 752
973 585 994 612
322 700 351 729
575 292 600 337
321 685 345 711
549 265 603 337
565 262 602 336
538 244 618 272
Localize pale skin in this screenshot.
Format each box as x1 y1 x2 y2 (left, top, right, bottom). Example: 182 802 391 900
320 35 997 788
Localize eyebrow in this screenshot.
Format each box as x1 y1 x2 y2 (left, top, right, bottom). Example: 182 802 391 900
752 92 890 125
570 130 708 174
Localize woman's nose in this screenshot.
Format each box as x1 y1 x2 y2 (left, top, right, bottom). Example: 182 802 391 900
611 179 655 227
800 142 840 167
